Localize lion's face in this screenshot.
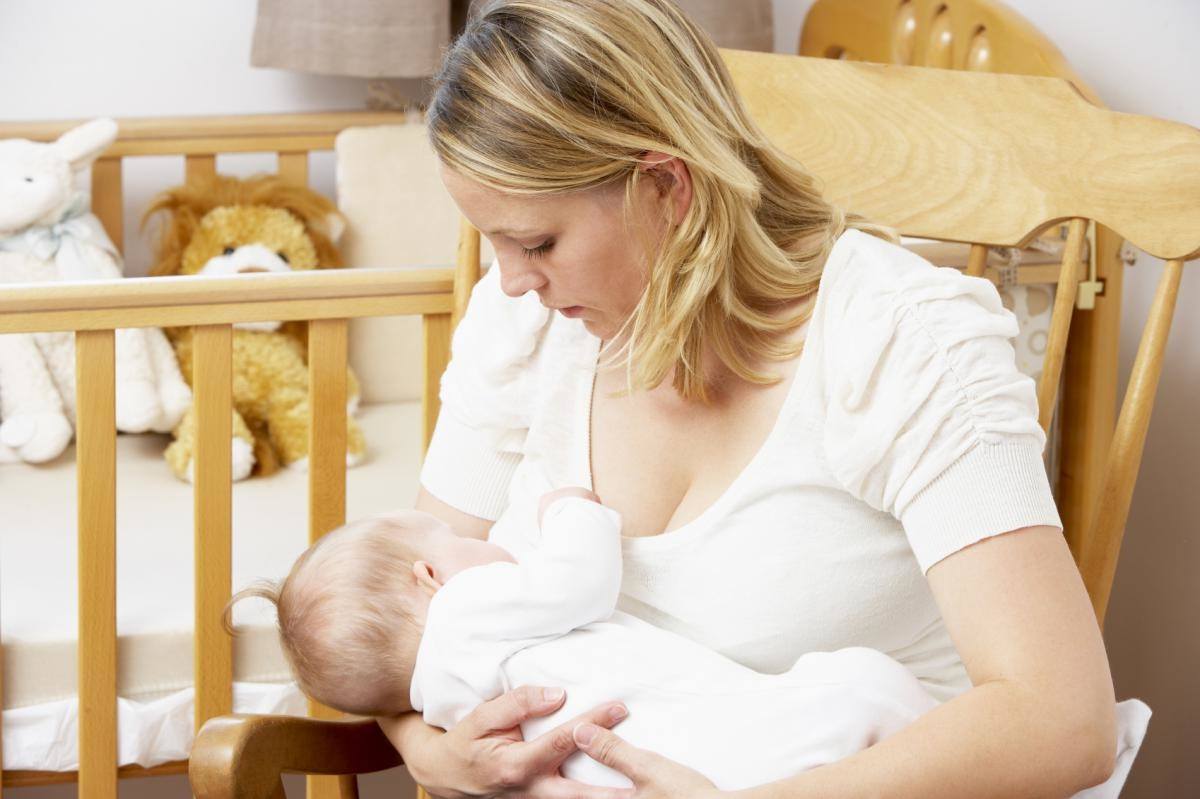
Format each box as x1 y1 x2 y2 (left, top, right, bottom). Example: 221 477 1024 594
180 205 319 278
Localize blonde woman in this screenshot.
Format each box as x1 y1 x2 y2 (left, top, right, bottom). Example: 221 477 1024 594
377 1 1121 796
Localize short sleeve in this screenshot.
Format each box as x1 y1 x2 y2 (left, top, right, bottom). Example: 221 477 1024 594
419 259 552 520
818 232 1063 575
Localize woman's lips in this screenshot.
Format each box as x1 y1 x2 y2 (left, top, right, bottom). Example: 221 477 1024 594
558 306 585 318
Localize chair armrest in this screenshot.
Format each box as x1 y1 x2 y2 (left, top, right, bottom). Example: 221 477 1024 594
189 714 403 799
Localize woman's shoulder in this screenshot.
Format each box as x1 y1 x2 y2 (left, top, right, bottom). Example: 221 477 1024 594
814 227 1018 354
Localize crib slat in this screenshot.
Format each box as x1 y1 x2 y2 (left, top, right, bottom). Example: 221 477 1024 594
91 157 124 252
194 325 234 729
307 318 352 799
76 329 118 799
278 151 309 187
187 154 217 185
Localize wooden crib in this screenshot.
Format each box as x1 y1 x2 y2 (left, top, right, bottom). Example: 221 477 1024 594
0 110 480 796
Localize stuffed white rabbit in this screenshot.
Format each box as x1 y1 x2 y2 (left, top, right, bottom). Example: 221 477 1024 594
0 118 191 463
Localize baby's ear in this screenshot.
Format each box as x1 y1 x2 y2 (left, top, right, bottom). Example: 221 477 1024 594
412 561 442 595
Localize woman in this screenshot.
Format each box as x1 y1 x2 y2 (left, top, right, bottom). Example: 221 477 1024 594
378 1 1119 796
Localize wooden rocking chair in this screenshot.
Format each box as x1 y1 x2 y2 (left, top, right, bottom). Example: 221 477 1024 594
188 49 1200 799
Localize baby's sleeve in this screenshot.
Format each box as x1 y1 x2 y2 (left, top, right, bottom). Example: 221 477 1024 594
419 259 552 520
818 240 1063 575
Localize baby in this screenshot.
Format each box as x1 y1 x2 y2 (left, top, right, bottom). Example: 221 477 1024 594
229 488 938 790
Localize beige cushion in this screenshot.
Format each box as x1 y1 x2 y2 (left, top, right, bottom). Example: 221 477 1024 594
337 122 495 403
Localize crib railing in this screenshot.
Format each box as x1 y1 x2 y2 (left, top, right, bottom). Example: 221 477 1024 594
0 109 444 797
0 266 458 798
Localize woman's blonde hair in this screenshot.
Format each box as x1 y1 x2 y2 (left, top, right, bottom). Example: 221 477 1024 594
224 514 426 716
427 0 897 401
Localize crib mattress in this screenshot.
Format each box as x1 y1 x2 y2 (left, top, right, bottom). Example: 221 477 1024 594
1 400 425 714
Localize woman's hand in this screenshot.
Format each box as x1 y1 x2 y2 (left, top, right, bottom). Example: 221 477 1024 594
572 722 725 799
382 685 634 799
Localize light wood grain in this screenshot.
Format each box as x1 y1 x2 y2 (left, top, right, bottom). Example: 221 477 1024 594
307 317 353 799
91 157 123 252
722 50 1200 260
1036 218 1088 431
1080 259 1185 625
76 329 118 799
194 325 234 730
454 217 482 328
1060 227 1123 562
278 151 310 187
187 154 217 185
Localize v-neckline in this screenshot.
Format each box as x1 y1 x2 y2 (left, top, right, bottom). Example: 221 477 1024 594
581 315 814 546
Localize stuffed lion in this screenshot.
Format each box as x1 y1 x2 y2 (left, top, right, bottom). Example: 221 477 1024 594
142 174 366 481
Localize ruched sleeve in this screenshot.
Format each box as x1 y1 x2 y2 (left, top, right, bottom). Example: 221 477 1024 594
419 259 552 520
818 231 1063 575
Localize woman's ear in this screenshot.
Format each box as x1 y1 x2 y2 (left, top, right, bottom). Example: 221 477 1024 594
412 561 443 596
637 150 693 227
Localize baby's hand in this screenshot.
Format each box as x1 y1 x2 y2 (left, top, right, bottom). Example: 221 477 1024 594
538 486 601 529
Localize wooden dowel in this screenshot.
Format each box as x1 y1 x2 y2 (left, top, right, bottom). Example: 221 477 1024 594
454 217 482 329
965 242 988 277
1080 258 1184 626
194 325 234 729
1037 218 1089 433
76 329 118 799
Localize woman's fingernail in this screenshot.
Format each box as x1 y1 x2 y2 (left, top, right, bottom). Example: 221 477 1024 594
574 722 597 746
610 704 627 722
543 687 565 703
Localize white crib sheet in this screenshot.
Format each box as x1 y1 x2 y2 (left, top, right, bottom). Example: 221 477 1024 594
1 400 424 769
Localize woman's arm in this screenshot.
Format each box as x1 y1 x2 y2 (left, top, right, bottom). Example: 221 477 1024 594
416 485 495 540
573 524 1118 799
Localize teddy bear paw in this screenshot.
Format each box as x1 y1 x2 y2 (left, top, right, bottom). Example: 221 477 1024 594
0 411 74 463
183 436 256 483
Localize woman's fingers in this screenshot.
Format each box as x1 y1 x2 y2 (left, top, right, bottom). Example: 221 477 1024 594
517 701 630 776
572 724 650 785
463 685 567 736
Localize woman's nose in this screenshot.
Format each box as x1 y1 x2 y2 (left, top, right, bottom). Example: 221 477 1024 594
497 258 548 298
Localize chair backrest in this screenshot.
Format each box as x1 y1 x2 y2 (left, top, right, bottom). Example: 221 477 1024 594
727 50 1197 624
798 0 1130 591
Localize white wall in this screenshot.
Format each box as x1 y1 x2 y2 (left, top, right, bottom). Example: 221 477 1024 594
2 1 1197 797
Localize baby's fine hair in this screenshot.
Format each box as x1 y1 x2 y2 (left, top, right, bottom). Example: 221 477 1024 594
224 513 427 716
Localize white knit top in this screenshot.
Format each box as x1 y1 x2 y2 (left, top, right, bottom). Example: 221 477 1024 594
419 228 1063 702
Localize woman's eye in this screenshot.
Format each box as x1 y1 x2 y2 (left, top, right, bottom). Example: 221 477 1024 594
521 240 553 259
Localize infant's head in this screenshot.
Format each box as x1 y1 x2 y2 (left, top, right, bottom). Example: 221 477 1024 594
226 509 511 717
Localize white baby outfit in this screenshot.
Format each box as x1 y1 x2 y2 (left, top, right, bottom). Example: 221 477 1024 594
419 228 1150 795
409 495 941 790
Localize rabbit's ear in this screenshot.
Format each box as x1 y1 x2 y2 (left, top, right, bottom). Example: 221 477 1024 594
53 118 119 172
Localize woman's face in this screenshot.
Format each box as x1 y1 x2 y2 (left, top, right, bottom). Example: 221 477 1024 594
440 163 670 341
